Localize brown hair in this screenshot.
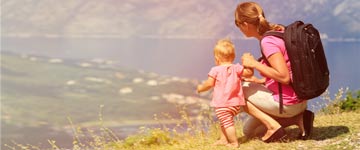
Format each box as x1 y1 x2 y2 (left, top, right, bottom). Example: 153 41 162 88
214 38 235 63
234 2 283 35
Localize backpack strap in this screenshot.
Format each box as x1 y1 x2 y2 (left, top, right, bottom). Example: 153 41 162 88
263 31 284 39
278 82 283 114
259 31 284 61
260 32 285 114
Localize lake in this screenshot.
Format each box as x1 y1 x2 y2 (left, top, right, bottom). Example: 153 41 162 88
2 37 359 94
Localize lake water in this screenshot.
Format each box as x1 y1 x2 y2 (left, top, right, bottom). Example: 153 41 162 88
2 37 359 94
1 37 359 148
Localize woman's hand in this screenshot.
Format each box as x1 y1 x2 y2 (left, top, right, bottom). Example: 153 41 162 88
242 53 258 68
242 76 266 84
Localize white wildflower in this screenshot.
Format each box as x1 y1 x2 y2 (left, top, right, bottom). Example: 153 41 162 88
66 80 76 85
49 58 63 63
147 80 158 86
133 78 144 83
79 62 92 67
119 87 133 94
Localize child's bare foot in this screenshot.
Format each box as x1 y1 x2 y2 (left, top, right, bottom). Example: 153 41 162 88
212 140 228 146
226 142 239 148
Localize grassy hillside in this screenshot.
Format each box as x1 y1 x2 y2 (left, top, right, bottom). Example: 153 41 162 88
5 108 360 150
117 111 360 150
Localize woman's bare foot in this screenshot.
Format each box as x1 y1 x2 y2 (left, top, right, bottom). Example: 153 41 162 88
261 126 281 141
297 113 305 136
212 140 229 146
261 126 286 143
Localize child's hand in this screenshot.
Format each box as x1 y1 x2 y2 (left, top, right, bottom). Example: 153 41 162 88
242 67 254 78
196 77 214 93
196 85 202 94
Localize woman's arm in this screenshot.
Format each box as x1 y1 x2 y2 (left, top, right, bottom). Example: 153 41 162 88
197 76 215 93
242 52 290 84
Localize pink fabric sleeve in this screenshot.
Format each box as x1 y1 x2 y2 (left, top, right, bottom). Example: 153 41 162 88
208 67 218 79
261 35 285 59
235 63 244 76
260 35 300 105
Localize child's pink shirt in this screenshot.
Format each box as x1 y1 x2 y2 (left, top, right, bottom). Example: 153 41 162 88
261 34 302 105
208 63 245 107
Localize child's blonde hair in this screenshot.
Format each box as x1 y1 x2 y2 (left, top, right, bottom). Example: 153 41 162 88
214 38 235 63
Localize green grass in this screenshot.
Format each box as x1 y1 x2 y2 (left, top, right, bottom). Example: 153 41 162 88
5 109 359 150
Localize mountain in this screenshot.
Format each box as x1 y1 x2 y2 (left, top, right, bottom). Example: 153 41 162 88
1 0 359 39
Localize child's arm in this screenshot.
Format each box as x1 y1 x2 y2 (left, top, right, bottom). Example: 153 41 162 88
197 76 215 93
242 67 266 84
242 67 254 78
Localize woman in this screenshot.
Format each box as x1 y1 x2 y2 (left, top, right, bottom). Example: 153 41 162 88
233 1 314 142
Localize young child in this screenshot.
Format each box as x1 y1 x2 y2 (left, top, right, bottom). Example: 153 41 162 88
197 39 253 148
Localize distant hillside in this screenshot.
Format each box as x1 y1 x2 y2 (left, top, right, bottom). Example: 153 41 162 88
1 51 209 126
1 0 359 39
1 51 214 149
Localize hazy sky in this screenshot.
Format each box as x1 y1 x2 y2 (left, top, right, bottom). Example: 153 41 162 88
2 0 359 88
2 0 360 39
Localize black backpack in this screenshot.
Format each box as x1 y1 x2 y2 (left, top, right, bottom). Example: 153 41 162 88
260 21 330 113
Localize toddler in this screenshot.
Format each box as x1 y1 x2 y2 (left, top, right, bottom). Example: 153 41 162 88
197 39 253 148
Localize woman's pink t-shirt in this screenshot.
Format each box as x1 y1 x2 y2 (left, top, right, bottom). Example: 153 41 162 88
261 34 301 105
208 63 245 107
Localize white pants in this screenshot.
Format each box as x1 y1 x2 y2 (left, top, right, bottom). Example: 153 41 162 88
242 82 307 138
